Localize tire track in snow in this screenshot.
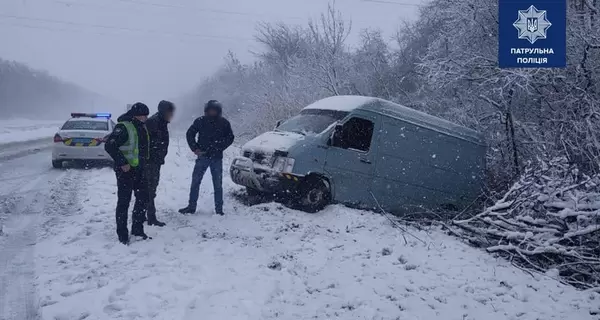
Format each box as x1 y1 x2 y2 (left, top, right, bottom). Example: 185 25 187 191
0 167 77 320
37 170 85 241
0 155 55 228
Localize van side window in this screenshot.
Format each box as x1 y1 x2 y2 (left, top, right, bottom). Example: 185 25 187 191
336 117 374 152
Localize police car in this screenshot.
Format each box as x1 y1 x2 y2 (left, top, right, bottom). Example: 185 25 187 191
52 113 115 168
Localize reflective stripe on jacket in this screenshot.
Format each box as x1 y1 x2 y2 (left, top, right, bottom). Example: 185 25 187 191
118 121 149 167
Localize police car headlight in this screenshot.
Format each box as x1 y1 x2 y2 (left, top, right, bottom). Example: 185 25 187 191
272 157 295 173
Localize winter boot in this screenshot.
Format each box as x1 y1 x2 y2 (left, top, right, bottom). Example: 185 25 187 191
131 230 152 240
131 223 152 240
178 206 196 214
147 219 166 227
215 209 224 216
117 227 129 245
147 208 166 226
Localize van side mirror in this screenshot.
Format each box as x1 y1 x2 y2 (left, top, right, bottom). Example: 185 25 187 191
275 120 282 128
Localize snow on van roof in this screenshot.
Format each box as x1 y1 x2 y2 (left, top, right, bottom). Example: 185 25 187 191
303 95 376 112
303 95 485 145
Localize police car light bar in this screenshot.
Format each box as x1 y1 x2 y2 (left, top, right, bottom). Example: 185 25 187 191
71 113 112 118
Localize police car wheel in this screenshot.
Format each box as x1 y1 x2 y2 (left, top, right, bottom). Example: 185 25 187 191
52 160 62 169
298 178 330 213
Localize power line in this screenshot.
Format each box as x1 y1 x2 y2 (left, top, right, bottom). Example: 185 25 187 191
0 13 255 42
361 0 421 6
0 2 423 44
121 0 423 14
0 20 263 54
0 20 117 38
121 0 308 21
51 0 392 25
53 0 309 23
0 20 235 46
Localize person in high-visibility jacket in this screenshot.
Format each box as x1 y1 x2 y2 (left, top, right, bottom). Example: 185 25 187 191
104 102 151 245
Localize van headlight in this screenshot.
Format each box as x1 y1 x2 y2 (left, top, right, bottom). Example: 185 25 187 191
272 157 295 173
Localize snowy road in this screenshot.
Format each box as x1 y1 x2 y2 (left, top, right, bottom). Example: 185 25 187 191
0 149 71 320
1 143 598 320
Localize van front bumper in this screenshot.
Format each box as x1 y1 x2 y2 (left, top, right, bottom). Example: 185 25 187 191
230 156 300 193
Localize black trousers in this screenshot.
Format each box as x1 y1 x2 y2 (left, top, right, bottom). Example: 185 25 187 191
146 163 161 222
115 167 148 235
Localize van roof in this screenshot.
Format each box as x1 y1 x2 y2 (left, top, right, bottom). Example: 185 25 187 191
303 95 485 146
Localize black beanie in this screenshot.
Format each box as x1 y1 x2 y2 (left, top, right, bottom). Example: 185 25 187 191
129 102 150 116
204 100 222 116
158 100 175 113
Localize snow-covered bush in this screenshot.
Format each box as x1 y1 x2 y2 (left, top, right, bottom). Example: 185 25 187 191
453 157 600 289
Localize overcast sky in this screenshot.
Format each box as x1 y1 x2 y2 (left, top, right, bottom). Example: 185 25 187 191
0 0 422 107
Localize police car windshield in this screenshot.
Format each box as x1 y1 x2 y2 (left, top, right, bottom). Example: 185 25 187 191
61 120 108 131
277 109 348 135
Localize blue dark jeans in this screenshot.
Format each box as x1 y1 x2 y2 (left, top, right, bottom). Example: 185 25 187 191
188 157 223 212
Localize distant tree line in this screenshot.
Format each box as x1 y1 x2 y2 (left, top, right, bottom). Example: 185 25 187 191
182 1 599 187
0 58 107 119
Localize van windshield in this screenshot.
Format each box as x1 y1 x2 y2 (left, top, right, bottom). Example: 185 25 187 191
277 109 348 135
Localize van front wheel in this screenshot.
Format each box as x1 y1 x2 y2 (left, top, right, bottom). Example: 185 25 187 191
246 187 264 197
297 178 331 213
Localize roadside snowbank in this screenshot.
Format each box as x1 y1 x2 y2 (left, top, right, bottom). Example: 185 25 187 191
0 119 62 144
34 142 599 320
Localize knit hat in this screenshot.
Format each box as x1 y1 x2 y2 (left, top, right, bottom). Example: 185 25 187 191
158 100 175 113
204 100 222 116
129 102 150 116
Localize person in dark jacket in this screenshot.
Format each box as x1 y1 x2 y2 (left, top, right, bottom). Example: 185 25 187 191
104 102 151 244
145 100 175 227
179 100 234 215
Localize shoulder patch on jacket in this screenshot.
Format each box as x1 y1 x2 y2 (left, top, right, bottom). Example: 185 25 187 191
113 126 124 134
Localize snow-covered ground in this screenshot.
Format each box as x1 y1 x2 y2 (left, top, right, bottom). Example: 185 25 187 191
29 140 599 320
0 119 63 144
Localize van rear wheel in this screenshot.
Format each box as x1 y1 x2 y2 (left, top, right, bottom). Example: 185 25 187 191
297 178 331 213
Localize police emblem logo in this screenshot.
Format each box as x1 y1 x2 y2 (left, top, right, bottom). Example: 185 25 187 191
513 5 551 44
